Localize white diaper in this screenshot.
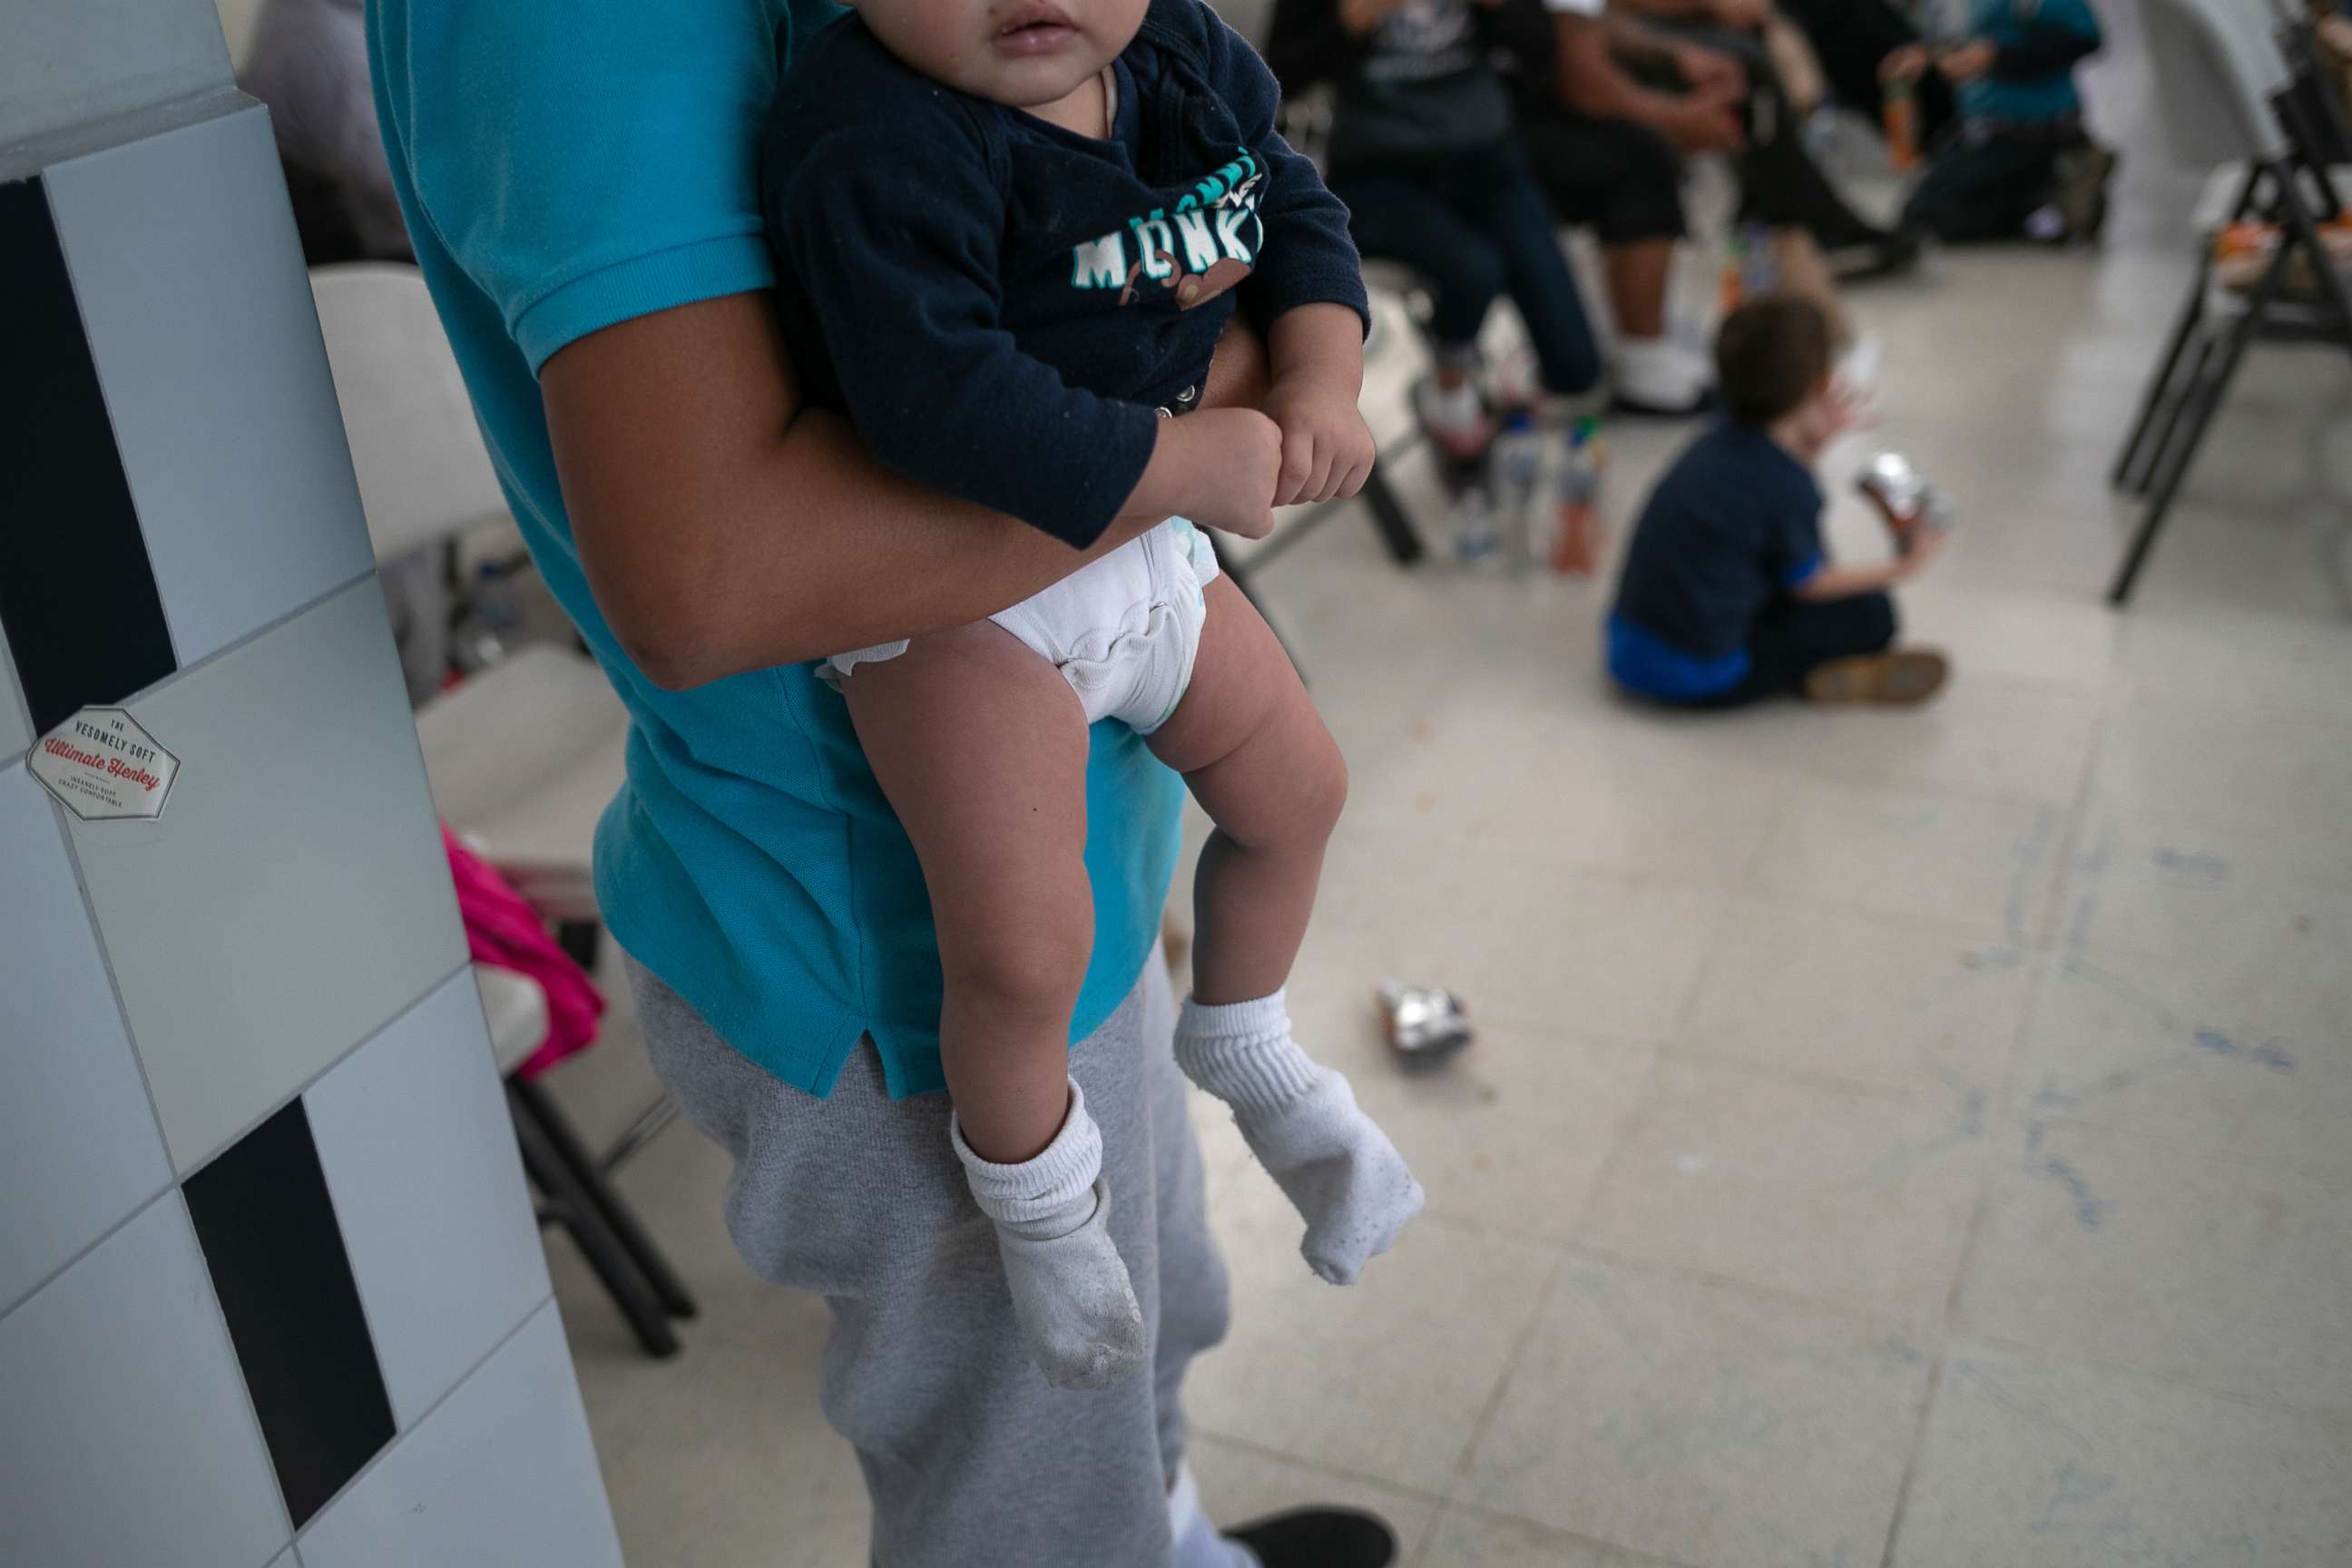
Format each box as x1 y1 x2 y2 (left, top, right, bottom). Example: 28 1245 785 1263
822 516 1220 734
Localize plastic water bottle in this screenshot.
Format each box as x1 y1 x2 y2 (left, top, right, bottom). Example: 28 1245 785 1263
1720 228 1747 315
1883 76 1920 172
1552 417 1602 576
1494 411 1544 575
1453 485 1500 572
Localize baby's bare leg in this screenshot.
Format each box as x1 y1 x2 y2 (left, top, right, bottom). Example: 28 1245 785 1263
1152 578 1421 1285
841 622 1094 1161
1146 575 1348 1004
843 622 1144 1388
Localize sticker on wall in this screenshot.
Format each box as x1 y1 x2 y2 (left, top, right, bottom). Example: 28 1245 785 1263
29 706 180 821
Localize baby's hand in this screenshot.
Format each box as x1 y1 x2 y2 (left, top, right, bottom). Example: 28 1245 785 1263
1265 379 1377 508
1177 408 1284 539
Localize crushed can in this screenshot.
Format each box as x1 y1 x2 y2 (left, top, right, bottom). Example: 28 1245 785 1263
1378 982 1473 1067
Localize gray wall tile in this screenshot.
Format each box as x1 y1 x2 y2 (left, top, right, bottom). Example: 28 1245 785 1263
0 1196 289 1568
299 1303 622 1568
68 580 466 1171
44 104 374 667
0 652 27 760
0 764 172 1310
307 971 551 1429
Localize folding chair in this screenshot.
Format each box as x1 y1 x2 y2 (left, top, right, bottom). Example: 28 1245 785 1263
2105 0 2352 603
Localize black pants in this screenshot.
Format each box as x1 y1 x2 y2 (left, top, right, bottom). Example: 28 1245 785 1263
1516 113 1688 244
1771 0 1955 146
1695 591 1896 707
1635 23 1888 248
1900 127 2073 243
1331 142 1603 395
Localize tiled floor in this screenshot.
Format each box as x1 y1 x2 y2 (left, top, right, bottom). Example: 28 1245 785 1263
536 10 2352 1563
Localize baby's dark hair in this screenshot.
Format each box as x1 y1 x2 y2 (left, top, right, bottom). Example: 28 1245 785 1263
1714 293 1834 426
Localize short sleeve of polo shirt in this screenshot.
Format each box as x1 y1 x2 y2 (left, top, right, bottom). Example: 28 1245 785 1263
370 0 837 371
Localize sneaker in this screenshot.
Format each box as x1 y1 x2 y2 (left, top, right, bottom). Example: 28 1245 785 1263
1413 375 1494 462
2049 144 2119 243
1802 648 1951 704
1227 1507 1398 1568
1611 335 1714 417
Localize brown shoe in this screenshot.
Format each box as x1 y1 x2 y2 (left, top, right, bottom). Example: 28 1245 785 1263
1803 648 1949 705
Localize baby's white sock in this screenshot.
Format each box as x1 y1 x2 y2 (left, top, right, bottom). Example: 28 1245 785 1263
1167 1465 1261 1568
1174 992 1424 1285
952 1082 1144 1388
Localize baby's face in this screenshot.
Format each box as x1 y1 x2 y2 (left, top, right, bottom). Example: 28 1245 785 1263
852 0 1148 111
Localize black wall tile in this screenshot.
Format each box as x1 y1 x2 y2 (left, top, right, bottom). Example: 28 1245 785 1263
182 1099 396 1527
0 178 177 735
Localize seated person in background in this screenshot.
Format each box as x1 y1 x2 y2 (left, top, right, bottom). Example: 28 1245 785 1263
1566 0 1919 282
1889 0 2112 244
1773 0 1957 152
1608 294 1949 708
766 0 1421 1388
1268 0 1612 452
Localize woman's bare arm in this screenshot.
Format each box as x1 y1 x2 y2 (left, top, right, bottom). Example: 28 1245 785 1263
542 289 1268 689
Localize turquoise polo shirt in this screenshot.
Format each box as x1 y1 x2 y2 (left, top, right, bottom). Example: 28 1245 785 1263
368 0 1184 1097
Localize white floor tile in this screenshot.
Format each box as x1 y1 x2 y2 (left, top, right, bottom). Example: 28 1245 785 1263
1897 587 2120 694
299 1303 621 1568
1579 1059 1988 1330
1304 862 1725 1046
2093 694 2352 839
0 766 171 1310
1344 1023 1653 1243
1955 1117 2352 1412
1890 1344 2352 1567
2017 941 2352 1185
1749 781 2065 944
1188 1179 1557 1494
305 972 550 1428
1461 1258 1933 1568
0 1197 288 1568
44 105 373 665
67 581 467 1171
1681 896 2033 1098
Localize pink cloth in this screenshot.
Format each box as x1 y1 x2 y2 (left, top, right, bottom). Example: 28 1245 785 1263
443 825 606 1077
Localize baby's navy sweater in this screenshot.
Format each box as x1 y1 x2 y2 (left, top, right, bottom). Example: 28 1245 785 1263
762 0 1370 549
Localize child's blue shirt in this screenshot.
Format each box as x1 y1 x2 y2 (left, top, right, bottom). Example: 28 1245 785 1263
763 0 1368 548
1607 417 1823 701
1949 0 2102 127
368 0 1196 1099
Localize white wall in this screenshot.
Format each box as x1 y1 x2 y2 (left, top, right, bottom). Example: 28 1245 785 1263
0 6 621 1564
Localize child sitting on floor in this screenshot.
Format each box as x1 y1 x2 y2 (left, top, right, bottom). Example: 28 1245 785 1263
762 0 1422 1391
1887 0 2113 245
1607 293 1951 708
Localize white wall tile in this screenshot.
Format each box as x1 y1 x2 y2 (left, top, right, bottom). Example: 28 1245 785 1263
307 971 550 1429
67 580 467 1171
43 104 374 666
0 0 230 147
0 764 172 1310
299 1303 622 1568
0 1197 289 1568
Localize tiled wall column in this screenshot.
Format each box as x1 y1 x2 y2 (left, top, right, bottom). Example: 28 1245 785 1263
0 6 622 1564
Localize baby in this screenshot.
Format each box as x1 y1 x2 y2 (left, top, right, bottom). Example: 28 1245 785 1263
762 0 1424 1386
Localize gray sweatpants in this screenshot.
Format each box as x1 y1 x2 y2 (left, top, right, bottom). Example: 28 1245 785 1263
627 956 1231 1568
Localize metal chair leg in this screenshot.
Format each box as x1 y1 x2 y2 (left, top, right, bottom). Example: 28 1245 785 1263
2109 257 2277 604
2112 272 2210 493
511 1076 701 1321
2125 329 2220 497
1359 461 1426 565
510 1084 681 1357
